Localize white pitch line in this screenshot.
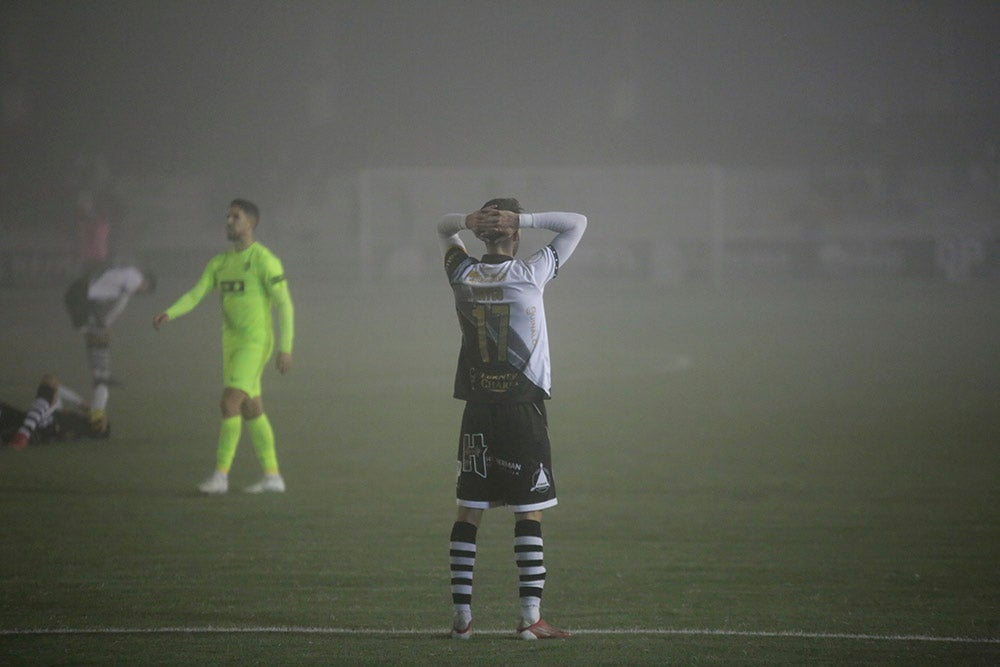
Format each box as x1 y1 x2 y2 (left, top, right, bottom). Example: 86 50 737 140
0 627 997 644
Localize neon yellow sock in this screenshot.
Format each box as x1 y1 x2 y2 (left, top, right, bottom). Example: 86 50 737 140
215 415 242 473
246 413 279 474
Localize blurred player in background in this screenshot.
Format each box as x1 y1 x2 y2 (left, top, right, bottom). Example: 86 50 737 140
437 198 587 640
64 263 157 434
3 374 108 449
75 190 111 277
153 199 294 495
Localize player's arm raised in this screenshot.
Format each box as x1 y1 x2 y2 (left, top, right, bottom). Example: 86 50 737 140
436 214 469 253
521 212 587 264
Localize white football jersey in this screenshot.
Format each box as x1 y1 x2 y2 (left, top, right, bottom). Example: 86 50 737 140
86 266 145 328
445 245 559 402
87 267 144 301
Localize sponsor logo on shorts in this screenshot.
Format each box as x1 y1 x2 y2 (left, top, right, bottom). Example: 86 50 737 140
461 433 488 479
530 464 551 493
494 457 522 474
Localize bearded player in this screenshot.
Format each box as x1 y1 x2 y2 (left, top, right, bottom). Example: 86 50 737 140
437 198 587 640
153 199 294 494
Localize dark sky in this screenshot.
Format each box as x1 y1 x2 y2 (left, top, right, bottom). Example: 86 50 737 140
2 1 999 195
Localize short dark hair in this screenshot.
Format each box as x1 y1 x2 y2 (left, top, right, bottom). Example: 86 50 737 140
230 198 260 221
481 197 523 214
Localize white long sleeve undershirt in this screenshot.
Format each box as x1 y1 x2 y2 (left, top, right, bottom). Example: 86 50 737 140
436 211 587 264
520 211 587 264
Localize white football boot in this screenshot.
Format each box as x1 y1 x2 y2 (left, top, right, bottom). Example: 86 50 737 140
244 473 286 494
198 471 228 495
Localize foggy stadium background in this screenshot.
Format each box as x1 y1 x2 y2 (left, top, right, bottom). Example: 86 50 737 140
0 4 999 661
0 1 997 287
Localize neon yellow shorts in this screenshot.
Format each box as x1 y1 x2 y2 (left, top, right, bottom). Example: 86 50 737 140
222 340 272 397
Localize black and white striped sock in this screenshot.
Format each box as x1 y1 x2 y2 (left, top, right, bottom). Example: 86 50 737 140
515 519 545 624
18 396 54 438
449 521 477 622
88 342 111 383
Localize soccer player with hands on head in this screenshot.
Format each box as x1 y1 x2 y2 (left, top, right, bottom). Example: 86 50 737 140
465 205 521 243
437 197 587 640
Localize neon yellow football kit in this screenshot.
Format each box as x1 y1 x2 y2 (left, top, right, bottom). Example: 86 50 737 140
164 242 294 474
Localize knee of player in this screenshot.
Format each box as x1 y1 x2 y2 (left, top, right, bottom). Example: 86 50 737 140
86 330 111 347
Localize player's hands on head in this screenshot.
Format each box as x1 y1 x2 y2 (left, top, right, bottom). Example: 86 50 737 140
466 207 519 243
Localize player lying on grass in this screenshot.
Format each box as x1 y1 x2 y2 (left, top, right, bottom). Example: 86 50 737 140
2 374 109 449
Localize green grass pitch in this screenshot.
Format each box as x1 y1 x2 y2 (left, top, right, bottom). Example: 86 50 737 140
0 276 997 665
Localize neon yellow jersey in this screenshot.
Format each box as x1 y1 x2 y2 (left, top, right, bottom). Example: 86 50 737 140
165 242 294 353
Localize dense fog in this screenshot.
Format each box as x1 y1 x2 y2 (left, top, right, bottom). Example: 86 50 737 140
1 1 998 283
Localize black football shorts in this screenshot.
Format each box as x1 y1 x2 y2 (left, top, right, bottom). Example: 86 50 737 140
455 401 557 512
